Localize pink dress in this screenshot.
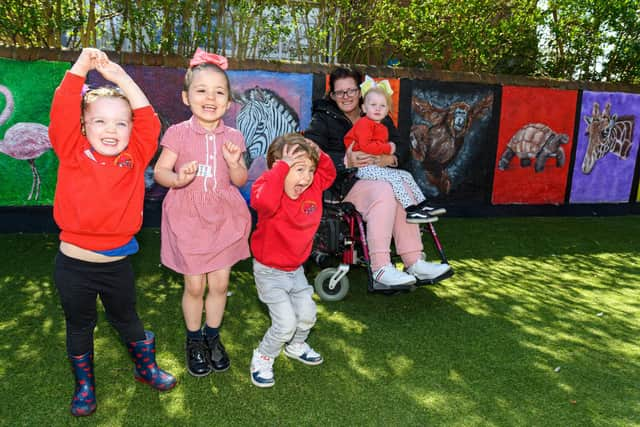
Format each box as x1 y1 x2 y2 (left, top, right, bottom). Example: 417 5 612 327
160 116 251 275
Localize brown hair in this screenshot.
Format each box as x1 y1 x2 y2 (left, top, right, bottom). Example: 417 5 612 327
183 63 231 100
266 133 319 169
328 66 363 96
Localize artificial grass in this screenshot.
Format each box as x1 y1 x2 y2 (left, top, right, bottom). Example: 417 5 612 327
0 216 638 426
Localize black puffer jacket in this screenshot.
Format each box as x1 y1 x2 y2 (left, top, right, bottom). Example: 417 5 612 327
305 98 410 196
305 98 411 173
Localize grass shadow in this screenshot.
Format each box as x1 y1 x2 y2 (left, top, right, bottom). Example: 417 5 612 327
0 216 638 425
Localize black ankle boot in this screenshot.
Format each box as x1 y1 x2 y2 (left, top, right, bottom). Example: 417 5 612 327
185 337 211 377
205 335 230 372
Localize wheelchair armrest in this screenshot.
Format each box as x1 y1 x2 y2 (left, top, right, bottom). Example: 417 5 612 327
340 167 358 179
325 167 358 202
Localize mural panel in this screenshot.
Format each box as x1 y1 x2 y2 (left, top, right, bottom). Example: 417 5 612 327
228 70 313 164
407 80 499 204
569 91 640 203
2 54 638 212
492 86 577 205
88 66 314 203
0 58 69 206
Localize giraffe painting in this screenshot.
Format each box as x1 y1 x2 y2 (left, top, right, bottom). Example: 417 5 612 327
582 102 635 174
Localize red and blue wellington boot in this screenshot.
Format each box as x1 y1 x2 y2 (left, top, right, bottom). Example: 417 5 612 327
69 352 97 417
126 331 177 391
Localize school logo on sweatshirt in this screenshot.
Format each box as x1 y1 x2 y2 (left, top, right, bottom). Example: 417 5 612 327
301 200 317 215
114 152 134 169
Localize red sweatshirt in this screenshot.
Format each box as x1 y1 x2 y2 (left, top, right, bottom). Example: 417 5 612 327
343 116 392 155
49 72 160 251
250 151 336 271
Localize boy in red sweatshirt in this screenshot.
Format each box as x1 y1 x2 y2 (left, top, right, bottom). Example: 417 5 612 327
50 48 175 417
249 133 336 387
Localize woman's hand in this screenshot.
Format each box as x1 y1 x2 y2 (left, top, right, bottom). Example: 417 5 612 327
375 154 398 168
345 143 376 168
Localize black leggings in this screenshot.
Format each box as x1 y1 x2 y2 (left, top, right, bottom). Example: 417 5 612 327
54 251 146 356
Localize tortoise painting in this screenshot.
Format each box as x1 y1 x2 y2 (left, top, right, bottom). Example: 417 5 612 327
498 123 568 172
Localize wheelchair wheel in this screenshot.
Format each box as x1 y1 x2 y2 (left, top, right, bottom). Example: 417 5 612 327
314 268 350 302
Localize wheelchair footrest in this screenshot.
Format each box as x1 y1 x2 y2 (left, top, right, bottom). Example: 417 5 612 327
415 267 454 287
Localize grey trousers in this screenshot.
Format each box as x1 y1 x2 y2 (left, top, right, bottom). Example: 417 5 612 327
253 259 317 358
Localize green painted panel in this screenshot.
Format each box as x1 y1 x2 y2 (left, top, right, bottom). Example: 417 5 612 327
0 58 69 206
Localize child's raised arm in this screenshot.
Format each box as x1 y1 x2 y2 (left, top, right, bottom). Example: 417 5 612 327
69 48 107 78
250 145 306 216
50 48 106 158
95 60 150 110
306 141 336 191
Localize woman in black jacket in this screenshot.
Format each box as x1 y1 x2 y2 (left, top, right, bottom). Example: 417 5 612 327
305 67 451 289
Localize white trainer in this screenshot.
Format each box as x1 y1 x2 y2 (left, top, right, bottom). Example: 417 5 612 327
284 342 323 366
250 349 275 388
374 264 417 287
406 260 451 280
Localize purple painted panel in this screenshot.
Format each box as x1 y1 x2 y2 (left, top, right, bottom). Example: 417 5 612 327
227 70 312 129
570 91 640 203
87 64 190 130
87 66 313 133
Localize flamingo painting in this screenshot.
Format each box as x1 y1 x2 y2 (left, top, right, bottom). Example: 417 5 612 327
0 84 51 200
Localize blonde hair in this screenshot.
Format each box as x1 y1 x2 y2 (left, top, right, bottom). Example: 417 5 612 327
266 133 319 169
363 86 394 114
82 86 132 117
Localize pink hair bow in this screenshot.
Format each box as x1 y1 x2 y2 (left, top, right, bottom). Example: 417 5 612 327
189 47 228 70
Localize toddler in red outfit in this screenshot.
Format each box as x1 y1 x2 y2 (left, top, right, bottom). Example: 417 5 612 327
50 48 176 417
344 76 446 223
249 133 336 388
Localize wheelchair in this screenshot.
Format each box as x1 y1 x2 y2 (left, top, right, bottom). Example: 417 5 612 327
309 169 454 301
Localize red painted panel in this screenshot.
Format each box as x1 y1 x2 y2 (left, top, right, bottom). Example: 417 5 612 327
492 86 578 205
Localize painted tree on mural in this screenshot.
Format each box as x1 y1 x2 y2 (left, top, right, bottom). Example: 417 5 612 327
0 0 639 83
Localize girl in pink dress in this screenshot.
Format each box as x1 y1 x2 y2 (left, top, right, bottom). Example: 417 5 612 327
154 48 251 377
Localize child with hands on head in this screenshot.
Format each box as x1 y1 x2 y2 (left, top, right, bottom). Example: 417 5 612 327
153 48 252 378
344 76 446 223
50 48 176 417
249 133 336 388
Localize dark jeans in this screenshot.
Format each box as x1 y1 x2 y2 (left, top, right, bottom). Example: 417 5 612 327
54 251 145 356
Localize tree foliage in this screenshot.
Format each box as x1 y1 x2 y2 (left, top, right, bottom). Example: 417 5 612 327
540 0 640 82
0 0 638 83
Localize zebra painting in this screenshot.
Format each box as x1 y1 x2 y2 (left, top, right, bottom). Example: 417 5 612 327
582 102 635 174
234 87 300 165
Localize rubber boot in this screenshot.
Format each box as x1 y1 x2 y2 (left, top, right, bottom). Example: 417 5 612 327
69 351 97 417
126 331 177 391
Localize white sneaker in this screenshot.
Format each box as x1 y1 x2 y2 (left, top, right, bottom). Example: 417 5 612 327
406 260 451 280
250 349 275 388
284 342 323 366
374 264 417 287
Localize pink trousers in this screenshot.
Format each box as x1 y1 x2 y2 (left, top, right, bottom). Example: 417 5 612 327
344 179 424 271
